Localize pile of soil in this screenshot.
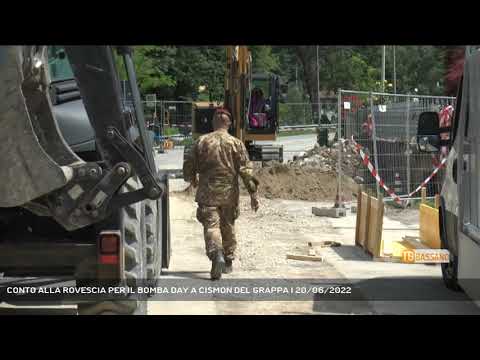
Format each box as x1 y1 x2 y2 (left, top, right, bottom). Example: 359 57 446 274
250 165 339 201
183 140 362 203
245 162 358 202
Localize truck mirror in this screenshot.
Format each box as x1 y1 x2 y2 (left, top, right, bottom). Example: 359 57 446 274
416 111 441 152
417 135 440 152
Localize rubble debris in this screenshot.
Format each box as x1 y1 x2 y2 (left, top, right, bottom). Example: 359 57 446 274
287 140 362 178
312 240 342 248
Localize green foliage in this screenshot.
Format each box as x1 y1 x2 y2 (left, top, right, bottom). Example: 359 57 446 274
250 46 280 73
279 86 314 125
125 46 224 101
127 45 450 104
319 49 379 92
120 46 177 97
164 127 179 136
278 129 316 137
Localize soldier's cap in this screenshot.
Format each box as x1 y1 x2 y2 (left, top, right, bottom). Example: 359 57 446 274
214 107 232 121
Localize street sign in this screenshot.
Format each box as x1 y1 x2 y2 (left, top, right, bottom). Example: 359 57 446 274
146 94 157 108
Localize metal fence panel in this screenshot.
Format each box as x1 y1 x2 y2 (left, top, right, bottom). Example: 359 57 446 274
124 99 193 147
279 101 338 126
338 90 456 203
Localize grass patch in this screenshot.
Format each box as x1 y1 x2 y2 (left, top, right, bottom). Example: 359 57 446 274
181 137 194 146
279 129 316 137
164 127 180 136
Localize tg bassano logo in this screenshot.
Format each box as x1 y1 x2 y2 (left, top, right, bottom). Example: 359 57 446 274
402 249 450 264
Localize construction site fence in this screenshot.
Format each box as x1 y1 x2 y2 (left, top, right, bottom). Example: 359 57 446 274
124 100 193 146
336 89 456 204
279 101 338 127
144 100 340 129
127 99 341 139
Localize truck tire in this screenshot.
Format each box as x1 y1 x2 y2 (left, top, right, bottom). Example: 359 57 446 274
161 178 171 271
77 177 148 315
145 199 161 288
439 204 462 292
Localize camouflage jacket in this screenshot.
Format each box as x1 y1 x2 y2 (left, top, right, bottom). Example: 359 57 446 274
183 130 258 206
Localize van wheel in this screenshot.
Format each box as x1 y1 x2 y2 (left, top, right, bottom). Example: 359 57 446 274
439 206 462 292
77 177 147 315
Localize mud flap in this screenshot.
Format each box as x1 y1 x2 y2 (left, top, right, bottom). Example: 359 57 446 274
0 46 76 207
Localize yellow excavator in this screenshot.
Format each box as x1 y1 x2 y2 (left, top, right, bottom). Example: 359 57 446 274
189 46 285 162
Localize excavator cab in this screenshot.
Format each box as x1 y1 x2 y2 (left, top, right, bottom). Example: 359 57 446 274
186 46 285 164
247 73 281 135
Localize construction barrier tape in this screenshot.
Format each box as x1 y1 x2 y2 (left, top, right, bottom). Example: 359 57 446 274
350 136 447 204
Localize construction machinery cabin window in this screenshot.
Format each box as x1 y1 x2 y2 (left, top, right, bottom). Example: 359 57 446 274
248 76 273 132
48 46 74 82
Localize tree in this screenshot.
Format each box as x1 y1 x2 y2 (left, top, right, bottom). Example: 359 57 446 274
250 46 280 73
444 46 465 96
127 46 177 98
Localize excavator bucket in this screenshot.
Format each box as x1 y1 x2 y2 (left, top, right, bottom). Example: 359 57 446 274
0 46 75 208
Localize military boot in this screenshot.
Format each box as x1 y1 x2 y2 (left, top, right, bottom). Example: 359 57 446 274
223 259 233 274
210 251 225 280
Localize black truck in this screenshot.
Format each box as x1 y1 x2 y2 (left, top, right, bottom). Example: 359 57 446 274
0 46 170 315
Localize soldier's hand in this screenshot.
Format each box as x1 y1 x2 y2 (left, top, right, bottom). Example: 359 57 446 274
191 174 199 188
250 194 259 212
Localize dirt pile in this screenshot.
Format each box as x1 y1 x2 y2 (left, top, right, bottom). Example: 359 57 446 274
246 140 362 202
182 139 363 202
251 165 339 201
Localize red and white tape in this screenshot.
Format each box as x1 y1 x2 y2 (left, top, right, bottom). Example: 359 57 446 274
350 136 447 204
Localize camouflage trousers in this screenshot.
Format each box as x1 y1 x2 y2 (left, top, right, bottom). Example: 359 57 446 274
196 204 240 261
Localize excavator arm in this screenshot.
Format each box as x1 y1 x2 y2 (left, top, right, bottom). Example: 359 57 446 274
0 46 164 231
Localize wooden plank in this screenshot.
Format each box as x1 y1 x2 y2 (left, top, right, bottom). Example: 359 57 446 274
355 185 363 246
358 192 371 249
421 187 427 204
366 195 384 258
286 254 323 262
392 238 430 258
434 194 441 209
403 235 421 242
373 256 403 263
419 204 441 249
309 240 342 248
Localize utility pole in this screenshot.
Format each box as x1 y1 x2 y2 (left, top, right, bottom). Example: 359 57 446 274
381 45 386 92
393 45 397 93
295 63 298 90
316 45 321 123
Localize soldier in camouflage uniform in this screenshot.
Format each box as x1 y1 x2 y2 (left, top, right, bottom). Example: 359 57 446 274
183 108 260 280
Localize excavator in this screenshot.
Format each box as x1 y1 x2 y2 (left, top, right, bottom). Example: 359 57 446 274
0 46 170 315
189 46 285 163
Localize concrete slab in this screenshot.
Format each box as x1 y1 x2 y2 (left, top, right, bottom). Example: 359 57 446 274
312 207 347 218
